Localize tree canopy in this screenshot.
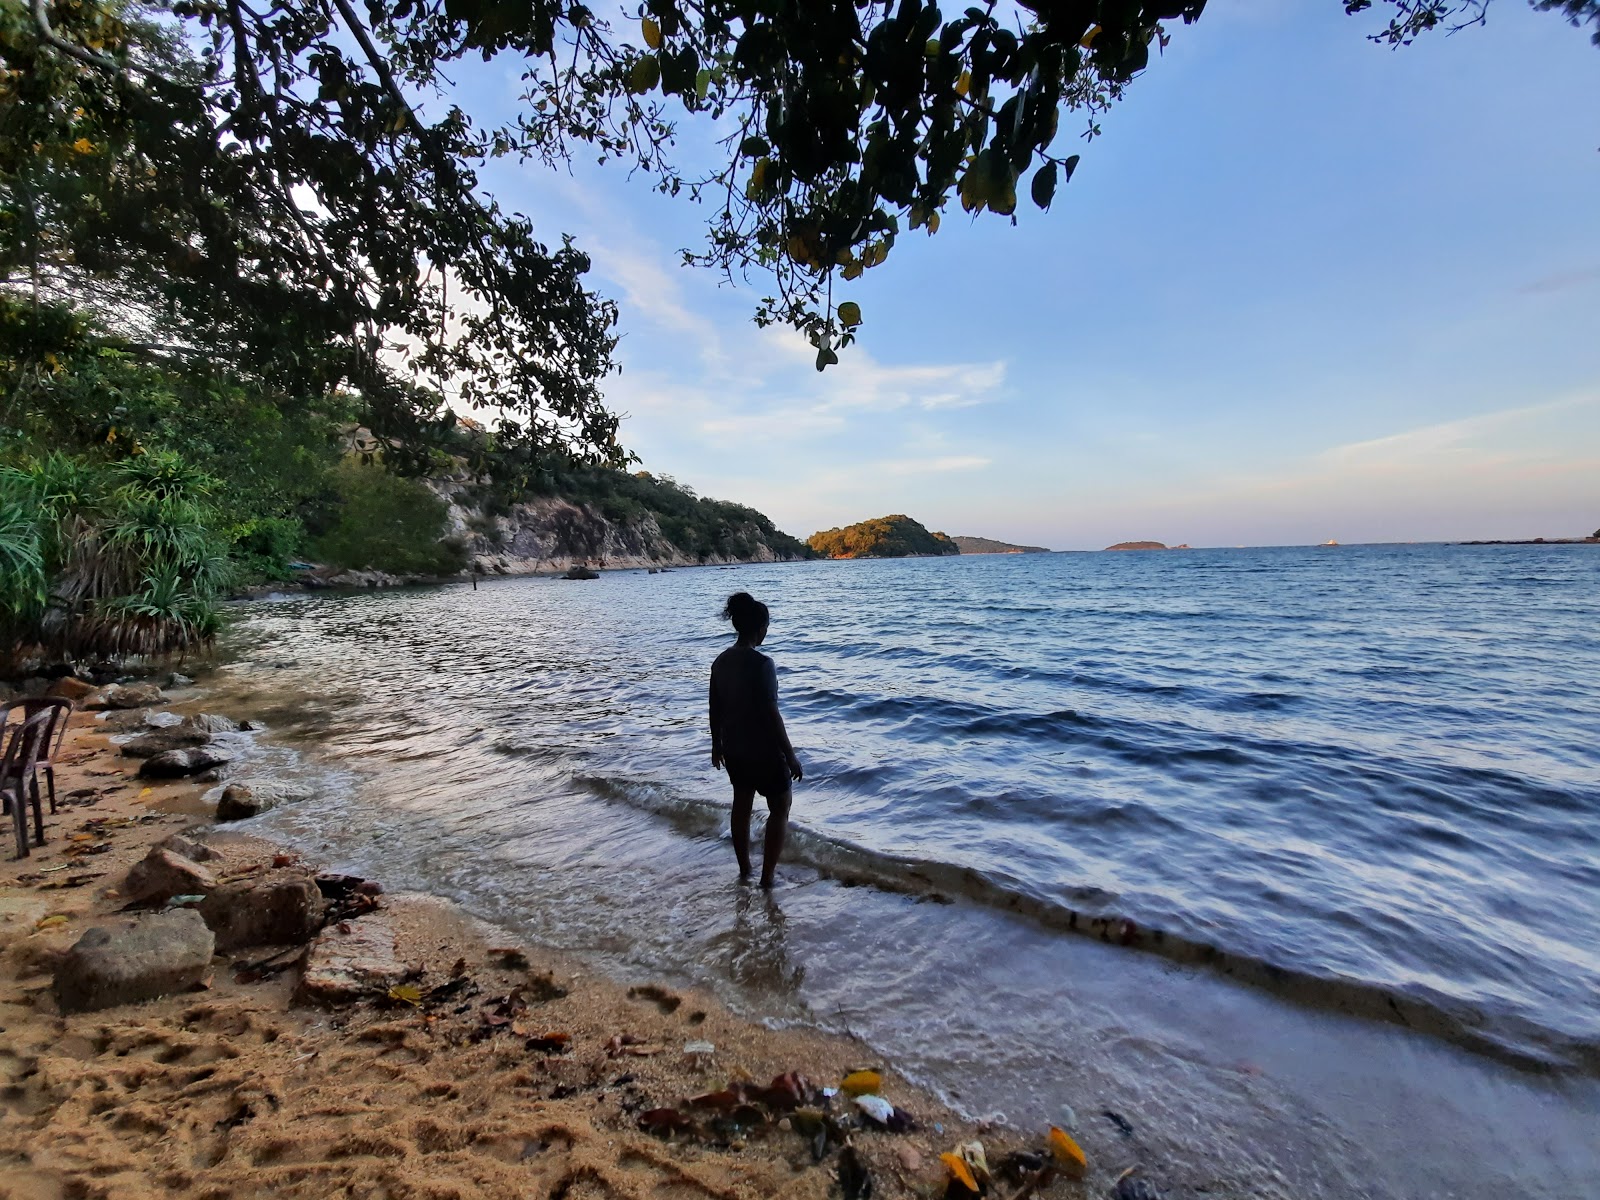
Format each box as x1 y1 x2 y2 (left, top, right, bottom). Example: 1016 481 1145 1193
3 0 624 466
809 513 959 558
7 0 1594 434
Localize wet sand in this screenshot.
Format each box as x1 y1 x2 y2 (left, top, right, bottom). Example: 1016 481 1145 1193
0 709 1070 1200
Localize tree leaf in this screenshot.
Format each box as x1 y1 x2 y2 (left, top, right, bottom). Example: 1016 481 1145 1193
941 1152 980 1193
629 55 662 94
641 17 662 48
837 301 862 328
840 1069 881 1095
1048 1126 1088 1178
1031 160 1057 210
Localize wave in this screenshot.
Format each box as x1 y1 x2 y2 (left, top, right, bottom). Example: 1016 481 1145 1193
575 772 1600 1078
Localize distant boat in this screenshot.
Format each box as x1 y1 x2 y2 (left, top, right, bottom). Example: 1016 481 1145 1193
1319 539 1340 547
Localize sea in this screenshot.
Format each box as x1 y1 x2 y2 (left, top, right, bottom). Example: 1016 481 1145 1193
202 544 1600 1199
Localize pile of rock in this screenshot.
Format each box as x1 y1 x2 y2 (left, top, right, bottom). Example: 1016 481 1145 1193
53 837 394 1013
117 712 242 780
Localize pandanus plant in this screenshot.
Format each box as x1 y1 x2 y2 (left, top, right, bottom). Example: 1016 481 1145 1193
0 450 231 668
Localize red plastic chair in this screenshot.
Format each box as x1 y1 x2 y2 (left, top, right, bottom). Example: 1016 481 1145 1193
0 698 74 815
2 708 53 859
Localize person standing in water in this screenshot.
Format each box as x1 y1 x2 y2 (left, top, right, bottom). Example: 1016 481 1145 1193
709 592 803 888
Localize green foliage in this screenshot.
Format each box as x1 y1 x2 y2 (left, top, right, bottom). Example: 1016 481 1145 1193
1 296 348 579
808 515 960 560
0 450 230 667
4 0 624 464
535 468 812 563
310 460 469 576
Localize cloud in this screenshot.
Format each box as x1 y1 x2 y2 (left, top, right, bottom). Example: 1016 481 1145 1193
1316 393 1597 470
585 241 728 370
1517 265 1600 296
881 455 992 475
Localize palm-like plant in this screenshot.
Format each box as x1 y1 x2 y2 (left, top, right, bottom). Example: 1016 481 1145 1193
0 451 231 666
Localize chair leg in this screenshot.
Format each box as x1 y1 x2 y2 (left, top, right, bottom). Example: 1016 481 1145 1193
30 776 45 846
9 789 26 860
44 764 57 814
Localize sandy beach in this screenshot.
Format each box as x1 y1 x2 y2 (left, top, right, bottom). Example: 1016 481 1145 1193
0 699 1075 1200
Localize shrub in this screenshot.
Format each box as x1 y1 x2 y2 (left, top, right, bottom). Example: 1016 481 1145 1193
311 459 468 576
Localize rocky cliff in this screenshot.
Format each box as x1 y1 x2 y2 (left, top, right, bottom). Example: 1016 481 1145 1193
441 492 805 575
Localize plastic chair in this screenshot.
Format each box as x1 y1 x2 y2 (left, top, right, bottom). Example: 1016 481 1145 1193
2 709 52 859
0 698 74 815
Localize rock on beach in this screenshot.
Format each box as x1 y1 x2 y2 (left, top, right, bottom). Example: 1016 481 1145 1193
96 682 167 710
296 913 406 1004
53 909 215 1014
215 780 313 821
200 872 325 952
138 747 232 779
120 847 217 906
119 727 213 759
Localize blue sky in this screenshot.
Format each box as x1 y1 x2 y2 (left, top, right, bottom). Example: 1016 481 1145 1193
450 1 1600 549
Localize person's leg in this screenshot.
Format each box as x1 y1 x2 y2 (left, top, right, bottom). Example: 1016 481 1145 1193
760 787 791 890
731 785 755 880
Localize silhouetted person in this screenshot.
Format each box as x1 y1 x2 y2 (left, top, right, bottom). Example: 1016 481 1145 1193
709 592 802 888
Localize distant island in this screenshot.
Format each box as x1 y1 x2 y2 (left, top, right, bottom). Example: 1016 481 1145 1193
1107 540 1171 551
951 535 1051 555
808 514 960 559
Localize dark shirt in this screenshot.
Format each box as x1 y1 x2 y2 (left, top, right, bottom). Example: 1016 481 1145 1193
709 645 781 760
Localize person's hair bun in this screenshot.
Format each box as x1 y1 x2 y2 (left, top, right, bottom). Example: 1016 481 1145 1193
722 592 769 638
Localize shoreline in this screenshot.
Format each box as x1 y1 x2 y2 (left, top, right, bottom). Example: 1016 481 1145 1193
0 696 1062 1200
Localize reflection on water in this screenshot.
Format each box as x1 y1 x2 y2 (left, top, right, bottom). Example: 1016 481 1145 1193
204 546 1600 1198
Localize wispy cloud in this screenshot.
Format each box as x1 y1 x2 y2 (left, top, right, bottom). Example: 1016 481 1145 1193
881 455 992 475
1317 393 1597 469
1518 265 1600 296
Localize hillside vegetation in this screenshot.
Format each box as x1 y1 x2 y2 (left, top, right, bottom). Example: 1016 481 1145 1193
808 515 960 559
952 535 1051 554
0 298 807 671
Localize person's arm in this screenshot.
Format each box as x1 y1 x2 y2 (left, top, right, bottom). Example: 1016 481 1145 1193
764 658 802 781
708 670 724 771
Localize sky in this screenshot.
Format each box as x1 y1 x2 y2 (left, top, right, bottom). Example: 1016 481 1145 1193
445 1 1600 550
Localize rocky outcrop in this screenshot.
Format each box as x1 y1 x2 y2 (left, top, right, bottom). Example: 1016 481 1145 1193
444 494 799 576
53 910 215 1013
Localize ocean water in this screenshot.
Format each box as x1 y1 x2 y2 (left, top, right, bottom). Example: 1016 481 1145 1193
206 545 1600 1198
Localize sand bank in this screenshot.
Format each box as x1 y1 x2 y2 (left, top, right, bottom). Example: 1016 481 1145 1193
0 708 1082 1200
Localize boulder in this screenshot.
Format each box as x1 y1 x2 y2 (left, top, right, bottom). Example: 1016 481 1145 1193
138 748 231 779
53 910 215 1013
119 728 212 759
215 780 311 821
99 682 167 709
121 848 217 905
296 914 405 1004
199 872 324 951
167 672 194 688
46 676 96 702
183 713 240 734
156 832 219 863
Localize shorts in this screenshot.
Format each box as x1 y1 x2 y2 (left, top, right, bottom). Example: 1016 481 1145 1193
725 753 792 805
